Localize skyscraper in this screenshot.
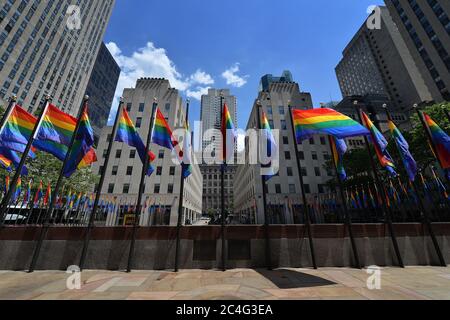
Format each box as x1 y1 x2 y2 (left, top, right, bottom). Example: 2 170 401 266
199 89 237 220
85 42 121 142
336 6 434 111
235 73 332 224
385 0 450 102
0 0 115 117
93 78 203 226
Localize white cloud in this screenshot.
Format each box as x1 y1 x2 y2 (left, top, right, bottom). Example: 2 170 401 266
189 69 214 86
221 63 249 88
186 86 211 101
106 41 214 123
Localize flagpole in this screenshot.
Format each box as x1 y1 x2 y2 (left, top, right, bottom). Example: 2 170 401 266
28 96 90 272
288 104 317 269
322 104 361 268
79 98 125 270
0 95 52 227
126 98 158 273
174 99 190 272
385 104 446 267
219 94 227 272
354 100 404 268
0 95 17 135
256 101 272 270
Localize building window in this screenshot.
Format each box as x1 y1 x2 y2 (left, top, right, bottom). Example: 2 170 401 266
281 120 287 130
123 184 130 194
136 117 142 128
289 184 296 193
283 136 289 145
116 150 122 158
126 166 133 176
139 103 145 112
287 167 293 176
108 184 114 194
315 167 321 177
156 167 162 176
154 184 160 194
168 184 174 194
158 150 164 159
312 152 318 160
285 151 291 160
169 167 175 176
165 103 171 111
102 149 107 159
275 184 281 194
126 103 132 111
106 134 112 143
130 150 136 159
112 166 118 176
301 167 307 177
318 184 326 194
299 151 305 160
278 106 285 115
320 137 326 145
98 166 104 175
267 106 273 115
309 137 315 145
304 184 311 194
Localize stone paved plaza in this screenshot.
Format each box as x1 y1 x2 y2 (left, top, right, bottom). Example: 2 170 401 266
0 267 449 300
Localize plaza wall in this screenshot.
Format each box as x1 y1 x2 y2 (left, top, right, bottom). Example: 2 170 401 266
0 224 449 271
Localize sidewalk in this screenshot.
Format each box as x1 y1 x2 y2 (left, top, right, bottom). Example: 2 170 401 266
0 267 449 300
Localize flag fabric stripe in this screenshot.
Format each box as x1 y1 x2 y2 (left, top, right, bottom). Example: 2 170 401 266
388 120 417 181
221 104 236 161
423 113 450 170
116 109 155 176
293 108 369 142
331 137 348 181
63 106 97 177
152 108 178 151
261 111 278 181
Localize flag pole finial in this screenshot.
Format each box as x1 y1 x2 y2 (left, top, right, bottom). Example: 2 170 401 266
84 95 90 102
413 103 418 109
119 97 124 103
153 97 158 103
382 103 387 109
8 95 17 102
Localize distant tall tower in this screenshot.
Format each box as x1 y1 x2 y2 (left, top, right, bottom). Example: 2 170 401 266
199 89 237 219
85 42 121 143
0 0 116 117
335 6 433 111
385 0 450 102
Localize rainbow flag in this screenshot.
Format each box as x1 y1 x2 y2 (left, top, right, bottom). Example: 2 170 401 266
34 104 77 161
221 103 236 161
24 179 32 203
0 153 12 171
0 147 29 175
292 108 369 142
115 109 155 176
181 120 193 179
331 137 348 181
43 182 51 206
388 120 417 181
33 181 43 207
4 176 10 196
362 112 397 177
13 177 22 203
0 105 36 149
423 113 450 175
63 106 97 177
152 108 178 151
261 111 278 181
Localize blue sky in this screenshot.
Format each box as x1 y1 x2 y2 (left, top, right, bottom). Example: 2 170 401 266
104 0 384 128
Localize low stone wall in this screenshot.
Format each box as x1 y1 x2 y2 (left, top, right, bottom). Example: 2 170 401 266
0 224 449 271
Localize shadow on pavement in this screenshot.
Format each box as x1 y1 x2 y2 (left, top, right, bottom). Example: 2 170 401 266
257 269 336 289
